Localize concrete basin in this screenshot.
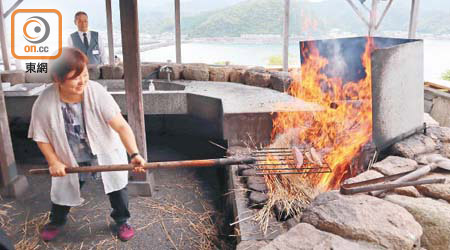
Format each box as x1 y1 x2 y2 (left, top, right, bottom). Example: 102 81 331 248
5 79 322 146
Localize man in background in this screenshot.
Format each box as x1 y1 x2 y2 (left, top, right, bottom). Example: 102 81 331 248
68 11 107 65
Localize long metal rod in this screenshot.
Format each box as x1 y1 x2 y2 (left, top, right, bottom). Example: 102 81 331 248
369 0 379 36
282 0 290 72
3 0 23 17
256 170 331 175
254 147 293 151
341 178 445 195
408 0 420 39
252 153 294 156
29 157 256 175
252 150 292 153
345 0 370 27
375 0 394 30
255 167 329 171
105 0 115 65
174 0 181 63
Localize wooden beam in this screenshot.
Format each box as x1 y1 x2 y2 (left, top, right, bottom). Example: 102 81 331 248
105 0 115 65
282 0 289 72
4 0 23 18
408 0 420 39
345 0 370 27
119 0 154 194
0 90 15 187
0 0 10 70
369 0 378 36
375 0 394 30
174 0 181 64
0 90 28 197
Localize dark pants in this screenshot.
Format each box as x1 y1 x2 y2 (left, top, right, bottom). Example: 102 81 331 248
49 181 130 227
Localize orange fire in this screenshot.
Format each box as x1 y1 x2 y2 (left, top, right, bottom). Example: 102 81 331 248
271 37 374 191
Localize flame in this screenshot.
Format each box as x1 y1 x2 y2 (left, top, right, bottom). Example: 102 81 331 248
271 37 374 191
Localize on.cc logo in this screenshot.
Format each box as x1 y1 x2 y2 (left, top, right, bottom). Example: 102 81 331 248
23 16 50 44
11 9 61 60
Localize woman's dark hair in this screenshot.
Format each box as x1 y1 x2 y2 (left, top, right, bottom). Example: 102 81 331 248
50 47 88 82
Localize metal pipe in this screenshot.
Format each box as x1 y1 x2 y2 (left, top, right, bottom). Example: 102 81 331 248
29 157 256 175
174 0 181 63
105 0 115 65
282 0 290 72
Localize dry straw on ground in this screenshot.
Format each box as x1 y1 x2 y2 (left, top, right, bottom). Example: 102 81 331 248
137 197 231 250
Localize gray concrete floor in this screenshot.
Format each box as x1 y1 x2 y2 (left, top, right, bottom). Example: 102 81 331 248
1 134 233 250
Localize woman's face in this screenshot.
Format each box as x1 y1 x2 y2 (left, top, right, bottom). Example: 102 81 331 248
59 66 89 96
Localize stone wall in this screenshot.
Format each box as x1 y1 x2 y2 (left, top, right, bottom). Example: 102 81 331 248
425 86 450 127
237 122 450 250
0 63 293 93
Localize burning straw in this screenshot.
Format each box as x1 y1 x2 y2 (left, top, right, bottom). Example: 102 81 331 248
252 38 374 232
248 130 320 233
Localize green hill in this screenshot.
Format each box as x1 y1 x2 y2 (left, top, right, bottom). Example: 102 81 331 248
138 0 450 38
155 0 329 37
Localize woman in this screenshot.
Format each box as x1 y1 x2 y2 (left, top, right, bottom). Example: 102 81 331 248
28 47 145 242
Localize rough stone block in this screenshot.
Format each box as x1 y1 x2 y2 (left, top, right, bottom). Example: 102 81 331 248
417 172 450 202
100 65 124 79
427 126 450 143
241 168 256 176
424 113 439 127
344 170 383 185
391 134 438 159
25 71 52 83
441 143 450 158
424 89 435 101
392 186 421 197
385 194 450 250
208 66 231 82
246 176 266 185
302 191 422 250
1 70 26 85
247 181 267 192
229 69 246 83
270 71 292 92
182 64 209 81
244 71 271 88
424 99 433 113
430 97 450 127
248 191 268 208
236 240 268 250
87 65 101 80
371 156 418 176
261 223 380 250
141 63 161 79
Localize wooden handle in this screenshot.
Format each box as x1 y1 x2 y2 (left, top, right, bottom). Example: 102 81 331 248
29 156 255 175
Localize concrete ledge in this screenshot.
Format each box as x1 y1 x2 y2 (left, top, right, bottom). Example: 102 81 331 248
0 175 28 198
127 177 155 197
425 86 450 127
227 163 284 241
5 80 321 147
